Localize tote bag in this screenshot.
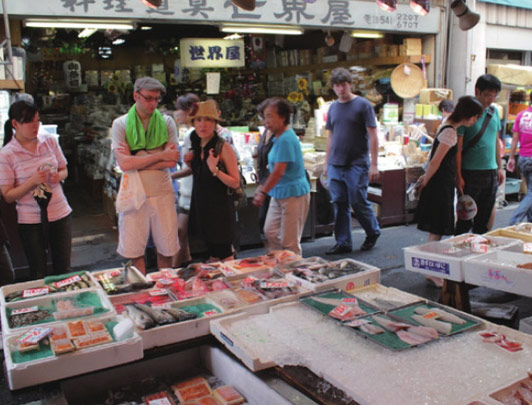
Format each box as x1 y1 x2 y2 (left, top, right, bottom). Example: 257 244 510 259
115 170 146 213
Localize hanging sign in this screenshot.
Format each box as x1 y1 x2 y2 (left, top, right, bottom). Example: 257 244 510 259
180 38 245 68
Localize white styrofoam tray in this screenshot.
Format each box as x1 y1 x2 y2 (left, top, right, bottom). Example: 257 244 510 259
463 250 532 297
285 258 380 293
3 314 143 390
1 288 115 337
0 271 99 307
404 234 523 282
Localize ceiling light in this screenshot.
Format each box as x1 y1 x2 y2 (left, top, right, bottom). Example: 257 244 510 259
224 33 244 40
350 30 384 39
410 0 430 15
24 19 134 30
112 38 126 45
231 0 256 11
376 0 397 12
78 28 97 38
141 26 153 31
220 24 303 35
141 0 162 8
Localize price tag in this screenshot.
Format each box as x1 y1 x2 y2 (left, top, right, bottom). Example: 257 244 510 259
55 275 82 288
524 243 532 254
157 278 174 286
12 306 39 315
17 326 52 344
471 243 488 253
422 311 440 320
259 281 290 289
343 297 358 304
161 268 179 279
152 302 170 309
149 289 168 296
203 310 218 317
108 270 122 278
329 305 349 317
22 287 50 298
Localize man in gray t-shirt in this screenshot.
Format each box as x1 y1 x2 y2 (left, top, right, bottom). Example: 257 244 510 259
323 68 381 254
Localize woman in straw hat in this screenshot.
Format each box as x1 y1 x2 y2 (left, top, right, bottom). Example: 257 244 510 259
414 96 483 286
186 100 240 261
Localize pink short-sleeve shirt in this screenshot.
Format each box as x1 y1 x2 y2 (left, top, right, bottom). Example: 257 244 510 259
514 107 532 157
0 134 72 224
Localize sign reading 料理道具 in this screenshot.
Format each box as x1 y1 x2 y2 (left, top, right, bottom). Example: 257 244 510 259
3 0 441 33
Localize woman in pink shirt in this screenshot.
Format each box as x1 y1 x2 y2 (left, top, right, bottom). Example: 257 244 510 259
508 92 532 225
0 101 72 279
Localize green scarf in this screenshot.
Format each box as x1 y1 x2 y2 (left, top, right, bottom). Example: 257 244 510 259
125 105 168 152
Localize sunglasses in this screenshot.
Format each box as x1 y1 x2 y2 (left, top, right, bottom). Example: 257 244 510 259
137 92 162 103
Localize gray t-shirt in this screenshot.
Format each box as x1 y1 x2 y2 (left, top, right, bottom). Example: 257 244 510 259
326 97 377 166
111 113 178 197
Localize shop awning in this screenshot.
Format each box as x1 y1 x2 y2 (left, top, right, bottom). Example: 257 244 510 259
478 0 532 11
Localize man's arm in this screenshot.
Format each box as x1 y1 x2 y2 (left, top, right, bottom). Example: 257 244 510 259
367 126 379 182
507 131 520 172
113 144 178 172
323 129 332 178
496 131 504 186
456 136 464 195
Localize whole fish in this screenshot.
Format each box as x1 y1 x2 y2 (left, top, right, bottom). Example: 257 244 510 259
134 303 175 325
163 307 197 322
411 314 453 335
125 304 156 330
414 306 466 325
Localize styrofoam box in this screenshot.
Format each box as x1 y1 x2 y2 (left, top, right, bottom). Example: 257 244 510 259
486 224 532 243
463 250 532 297
519 316 532 335
92 266 148 294
404 235 523 282
1 271 99 307
118 294 229 350
3 314 143 390
285 258 381 292
1 288 115 337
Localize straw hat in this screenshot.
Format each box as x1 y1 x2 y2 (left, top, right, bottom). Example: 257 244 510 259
188 100 223 123
391 63 425 99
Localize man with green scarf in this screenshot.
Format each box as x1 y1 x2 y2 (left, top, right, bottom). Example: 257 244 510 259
112 77 180 274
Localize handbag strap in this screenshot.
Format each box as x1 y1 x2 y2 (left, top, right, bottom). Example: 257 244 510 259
462 105 495 153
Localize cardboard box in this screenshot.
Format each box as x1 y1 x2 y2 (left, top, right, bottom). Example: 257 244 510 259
403 38 422 55
487 64 532 86
419 88 453 104
463 250 532 297
3 314 143 390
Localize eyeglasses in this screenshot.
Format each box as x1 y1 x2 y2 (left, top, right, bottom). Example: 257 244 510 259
137 92 162 103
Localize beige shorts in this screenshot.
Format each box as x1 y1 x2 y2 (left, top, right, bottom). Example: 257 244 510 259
117 193 179 258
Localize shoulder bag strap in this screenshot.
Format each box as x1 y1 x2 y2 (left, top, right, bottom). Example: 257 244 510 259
462 105 495 152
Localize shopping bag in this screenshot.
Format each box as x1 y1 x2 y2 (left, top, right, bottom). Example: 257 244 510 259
115 170 146 213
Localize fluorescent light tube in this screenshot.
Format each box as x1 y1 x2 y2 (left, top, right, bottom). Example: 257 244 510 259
350 30 384 39
25 20 134 30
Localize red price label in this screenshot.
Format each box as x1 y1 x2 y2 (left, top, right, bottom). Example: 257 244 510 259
22 287 50 298
422 311 439 319
17 327 52 344
343 297 358 304
12 306 39 315
149 289 168 296
203 310 218 317
330 305 349 317
55 275 82 288
157 278 174 286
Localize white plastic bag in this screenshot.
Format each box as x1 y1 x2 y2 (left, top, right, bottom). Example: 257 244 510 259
115 170 146 213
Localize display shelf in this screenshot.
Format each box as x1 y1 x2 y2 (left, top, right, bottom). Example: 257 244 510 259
0 79 24 91
264 55 431 75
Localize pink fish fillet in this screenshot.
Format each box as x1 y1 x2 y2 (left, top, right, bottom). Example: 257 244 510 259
359 323 385 335
396 330 433 345
372 315 411 332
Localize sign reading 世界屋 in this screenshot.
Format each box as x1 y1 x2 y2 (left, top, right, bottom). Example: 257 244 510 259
180 39 244 68
1 0 441 34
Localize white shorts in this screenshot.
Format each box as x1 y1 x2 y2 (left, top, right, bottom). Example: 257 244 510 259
117 193 179 258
